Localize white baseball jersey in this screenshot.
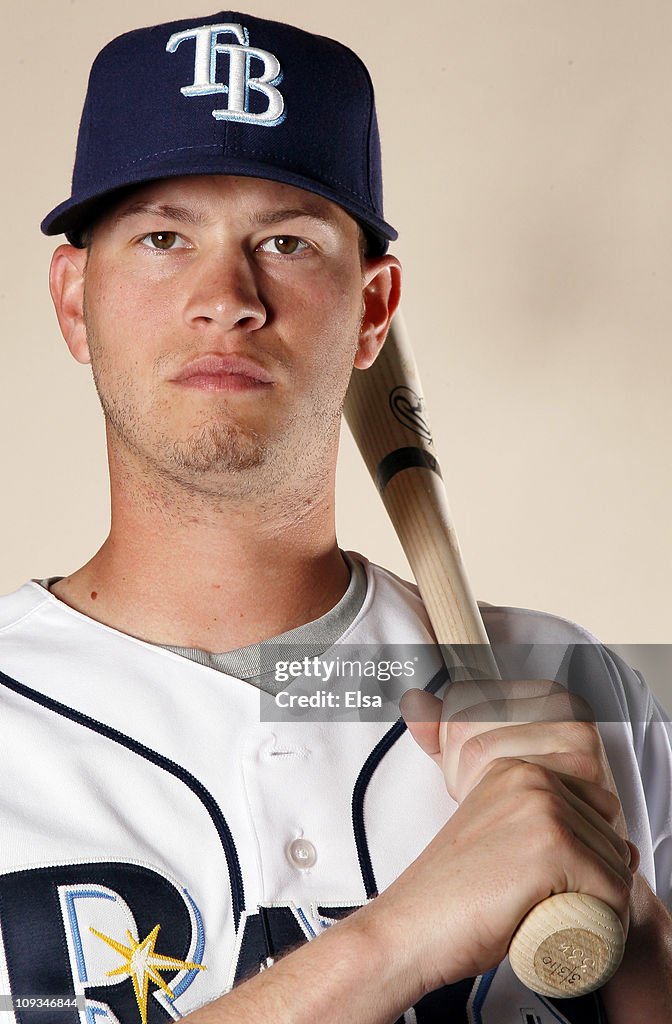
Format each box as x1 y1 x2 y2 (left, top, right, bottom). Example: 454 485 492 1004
0 555 669 1024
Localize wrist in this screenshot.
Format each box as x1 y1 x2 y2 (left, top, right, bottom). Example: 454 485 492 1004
183 904 423 1024
600 874 672 1020
349 895 428 1011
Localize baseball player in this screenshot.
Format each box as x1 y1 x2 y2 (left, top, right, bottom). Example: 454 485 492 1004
0 10 670 1024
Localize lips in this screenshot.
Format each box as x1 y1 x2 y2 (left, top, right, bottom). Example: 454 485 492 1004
173 354 275 389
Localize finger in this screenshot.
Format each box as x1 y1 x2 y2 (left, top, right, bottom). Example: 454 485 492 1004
552 823 633 937
445 691 595 726
477 758 632 881
516 759 625 831
548 781 635 934
400 689 442 764
627 841 641 875
551 772 633 875
439 682 593 795
474 759 634 933
440 678 572 721
446 719 606 800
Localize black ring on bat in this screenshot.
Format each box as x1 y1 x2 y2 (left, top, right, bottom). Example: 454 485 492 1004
375 447 443 493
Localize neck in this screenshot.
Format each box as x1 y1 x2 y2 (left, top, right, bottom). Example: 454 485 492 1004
51 448 349 650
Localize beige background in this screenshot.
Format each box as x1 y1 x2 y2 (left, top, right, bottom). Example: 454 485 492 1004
1 1 670 705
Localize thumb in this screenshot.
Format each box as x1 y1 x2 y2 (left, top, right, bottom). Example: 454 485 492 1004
399 688 443 767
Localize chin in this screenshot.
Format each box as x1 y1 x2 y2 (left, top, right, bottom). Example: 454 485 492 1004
166 423 270 474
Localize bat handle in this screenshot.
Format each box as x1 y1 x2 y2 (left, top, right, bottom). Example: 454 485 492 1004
508 892 626 997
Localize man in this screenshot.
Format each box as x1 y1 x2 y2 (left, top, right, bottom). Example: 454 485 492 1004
0 10 670 1024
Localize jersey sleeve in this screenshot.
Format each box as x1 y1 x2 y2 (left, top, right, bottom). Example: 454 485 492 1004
601 645 672 910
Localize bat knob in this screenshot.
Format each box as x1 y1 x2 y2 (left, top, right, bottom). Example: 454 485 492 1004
508 892 625 997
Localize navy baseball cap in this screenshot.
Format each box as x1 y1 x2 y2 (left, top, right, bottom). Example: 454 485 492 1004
41 11 397 254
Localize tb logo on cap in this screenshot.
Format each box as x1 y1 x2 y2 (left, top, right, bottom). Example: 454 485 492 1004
166 23 285 126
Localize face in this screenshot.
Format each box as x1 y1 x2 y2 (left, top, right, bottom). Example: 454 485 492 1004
53 175 398 500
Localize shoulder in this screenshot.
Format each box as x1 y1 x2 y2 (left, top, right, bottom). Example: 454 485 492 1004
347 551 604 648
478 601 602 646
346 555 653 709
0 581 51 634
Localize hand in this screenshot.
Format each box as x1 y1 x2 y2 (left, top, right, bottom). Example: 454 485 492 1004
402 678 622 810
383 679 638 992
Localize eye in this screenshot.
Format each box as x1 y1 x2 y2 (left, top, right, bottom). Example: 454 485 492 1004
257 235 310 255
140 231 189 250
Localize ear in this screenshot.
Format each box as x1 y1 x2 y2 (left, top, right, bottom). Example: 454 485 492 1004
354 255 402 369
49 244 91 364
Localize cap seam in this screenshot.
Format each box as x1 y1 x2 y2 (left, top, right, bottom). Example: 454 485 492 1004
358 64 377 209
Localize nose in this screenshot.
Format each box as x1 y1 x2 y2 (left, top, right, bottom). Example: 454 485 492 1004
183 248 267 333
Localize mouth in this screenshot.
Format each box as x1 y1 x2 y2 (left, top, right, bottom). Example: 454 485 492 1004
172 354 275 392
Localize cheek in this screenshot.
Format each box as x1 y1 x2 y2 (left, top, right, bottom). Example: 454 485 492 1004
87 266 167 329
83 265 174 370
289 271 364 354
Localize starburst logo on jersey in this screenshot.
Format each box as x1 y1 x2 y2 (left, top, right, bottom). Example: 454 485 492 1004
52 868 207 1022
90 922 206 1024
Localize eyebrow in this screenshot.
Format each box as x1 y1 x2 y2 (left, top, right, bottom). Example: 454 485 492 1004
112 201 339 231
250 207 339 230
112 202 209 227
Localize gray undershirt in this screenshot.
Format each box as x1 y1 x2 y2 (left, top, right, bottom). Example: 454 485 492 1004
160 552 366 693
36 551 367 695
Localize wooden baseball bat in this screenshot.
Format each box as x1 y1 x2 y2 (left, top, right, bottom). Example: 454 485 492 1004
343 313 626 998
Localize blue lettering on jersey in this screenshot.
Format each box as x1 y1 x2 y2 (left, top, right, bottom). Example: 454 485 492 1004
0 863 205 1024
0 867 607 1024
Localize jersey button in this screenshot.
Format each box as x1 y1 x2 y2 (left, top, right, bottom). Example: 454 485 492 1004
288 838 317 869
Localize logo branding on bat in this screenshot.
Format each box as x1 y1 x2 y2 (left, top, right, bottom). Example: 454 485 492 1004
389 386 433 443
166 23 285 125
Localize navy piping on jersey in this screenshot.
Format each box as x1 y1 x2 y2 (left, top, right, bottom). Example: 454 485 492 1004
0 669 246 931
351 663 450 898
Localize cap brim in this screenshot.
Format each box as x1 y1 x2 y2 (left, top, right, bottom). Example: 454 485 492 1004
41 157 398 256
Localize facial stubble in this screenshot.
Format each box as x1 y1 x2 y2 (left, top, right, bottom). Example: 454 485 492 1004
82 298 360 498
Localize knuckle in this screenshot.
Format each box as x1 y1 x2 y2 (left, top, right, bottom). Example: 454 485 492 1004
602 787 624 821
567 692 596 722
577 719 603 751
562 719 596 745
506 758 553 790
512 795 574 853
561 750 602 784
530 790 568 828
442 717 474 749
459 730 501 776
545 819 577 855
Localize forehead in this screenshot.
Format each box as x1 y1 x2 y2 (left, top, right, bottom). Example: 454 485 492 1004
98 174 360 234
